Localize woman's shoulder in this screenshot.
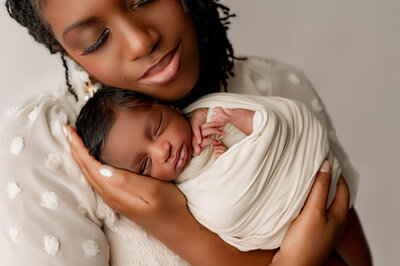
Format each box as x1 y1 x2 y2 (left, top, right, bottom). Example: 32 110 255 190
229 56 359 204
228 56 314 99
1 88 78 144
227 55 327 122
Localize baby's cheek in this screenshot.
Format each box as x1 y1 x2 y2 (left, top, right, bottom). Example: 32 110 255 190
152 166 176 182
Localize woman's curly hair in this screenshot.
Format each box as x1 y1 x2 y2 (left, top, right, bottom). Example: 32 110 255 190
5 0 238 106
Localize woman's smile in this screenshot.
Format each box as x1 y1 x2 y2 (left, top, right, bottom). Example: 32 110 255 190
138 42 182 86
45 0 199 101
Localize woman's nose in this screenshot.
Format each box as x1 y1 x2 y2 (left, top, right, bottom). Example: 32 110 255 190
119 18 160 61
149 140 171 163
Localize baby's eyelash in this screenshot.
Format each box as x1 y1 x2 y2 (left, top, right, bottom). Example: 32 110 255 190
81 29 110 56
141 157 150 174
153 116 162 138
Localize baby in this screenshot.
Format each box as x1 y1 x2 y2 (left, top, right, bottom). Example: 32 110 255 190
76 86 356 256
76 87 251 181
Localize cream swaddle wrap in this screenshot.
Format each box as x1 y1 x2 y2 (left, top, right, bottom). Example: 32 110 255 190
177 93 348 251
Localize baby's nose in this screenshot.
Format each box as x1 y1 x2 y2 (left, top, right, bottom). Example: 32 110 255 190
150 140 171 163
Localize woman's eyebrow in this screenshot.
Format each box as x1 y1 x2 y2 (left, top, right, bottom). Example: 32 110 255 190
63 17 98 37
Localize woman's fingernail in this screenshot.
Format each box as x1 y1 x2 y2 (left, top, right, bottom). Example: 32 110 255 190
67 130 72 143
99 165 115 178
319 160 331 173
62 125 68 137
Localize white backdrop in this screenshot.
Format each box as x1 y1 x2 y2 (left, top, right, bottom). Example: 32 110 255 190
1 0 399 264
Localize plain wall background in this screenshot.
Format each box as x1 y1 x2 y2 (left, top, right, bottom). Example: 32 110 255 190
1 0 399 264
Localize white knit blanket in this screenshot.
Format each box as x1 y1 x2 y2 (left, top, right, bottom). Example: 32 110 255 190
177 93 345 251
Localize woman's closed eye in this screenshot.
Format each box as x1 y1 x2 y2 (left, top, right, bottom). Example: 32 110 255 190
81 0 158 56
81 28 110 56
130 0 158 10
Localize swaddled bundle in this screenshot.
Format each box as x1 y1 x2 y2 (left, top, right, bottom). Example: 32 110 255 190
177 93 352 251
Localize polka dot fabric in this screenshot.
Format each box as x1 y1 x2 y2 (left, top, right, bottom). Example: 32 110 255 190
0 61 109 265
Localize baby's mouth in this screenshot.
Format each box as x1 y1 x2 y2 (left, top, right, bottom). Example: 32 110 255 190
174 144 188 170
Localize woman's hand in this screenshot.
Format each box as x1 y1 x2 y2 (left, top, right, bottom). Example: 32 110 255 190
272 161 350 266
64 126 189 232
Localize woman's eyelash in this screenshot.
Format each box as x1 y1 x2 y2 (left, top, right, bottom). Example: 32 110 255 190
81 0 158 56
131 0 157 10
81 29 110 56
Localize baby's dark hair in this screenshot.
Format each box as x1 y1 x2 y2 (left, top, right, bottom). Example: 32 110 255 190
76 87 160 163
5 0 238 106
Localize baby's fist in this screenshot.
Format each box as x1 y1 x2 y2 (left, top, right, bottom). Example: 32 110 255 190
211 107 233 125
213 143 228 160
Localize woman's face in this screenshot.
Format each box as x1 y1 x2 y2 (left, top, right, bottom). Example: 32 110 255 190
43 0 199 101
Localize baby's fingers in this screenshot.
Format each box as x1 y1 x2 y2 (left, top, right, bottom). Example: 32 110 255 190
213 107 232 116
201 127 225 138
201 121 225 129
211 115 229 124
213 106 225 113
200 138 221 149
213 144 228 160
191 124 202 145
192 135 202 156
223 108 233 116
211 109 230 122
200 122 225 137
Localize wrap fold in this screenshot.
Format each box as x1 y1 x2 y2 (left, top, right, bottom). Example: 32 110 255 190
177 93 348 250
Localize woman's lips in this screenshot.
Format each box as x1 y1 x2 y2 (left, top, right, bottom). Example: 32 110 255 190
175 144 188 170
138 43 182 87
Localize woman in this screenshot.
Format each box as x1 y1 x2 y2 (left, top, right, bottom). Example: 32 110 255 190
2 0 369 265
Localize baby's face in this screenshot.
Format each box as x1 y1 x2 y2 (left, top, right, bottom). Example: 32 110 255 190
101 105 193 181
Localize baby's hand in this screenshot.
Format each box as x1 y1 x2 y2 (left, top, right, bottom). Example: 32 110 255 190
191 121 226 156
211 107 233 125
189 108 226 156
213 143 228 160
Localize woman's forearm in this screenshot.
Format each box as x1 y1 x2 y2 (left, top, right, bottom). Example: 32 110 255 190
147 208 346 266
334 208 372 266
148 209 275 266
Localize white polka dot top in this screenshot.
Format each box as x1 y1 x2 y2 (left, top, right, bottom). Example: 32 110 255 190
0 56 358 266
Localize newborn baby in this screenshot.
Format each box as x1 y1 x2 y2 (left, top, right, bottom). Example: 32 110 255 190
76 86 352 251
